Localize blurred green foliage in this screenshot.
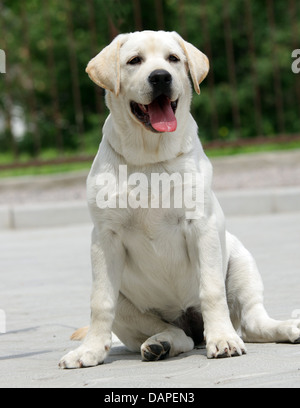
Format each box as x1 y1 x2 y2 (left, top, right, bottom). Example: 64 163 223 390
0 0 299 158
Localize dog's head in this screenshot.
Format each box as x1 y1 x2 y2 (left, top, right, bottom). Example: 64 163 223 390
86 31 209 134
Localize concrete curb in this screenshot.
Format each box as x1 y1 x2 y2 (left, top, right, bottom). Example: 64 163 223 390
217 186 300 216
0 206 12 229
0 201 91 230
0 186 300 230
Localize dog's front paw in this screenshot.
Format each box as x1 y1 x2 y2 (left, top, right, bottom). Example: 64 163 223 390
206 332 247 359
59 344 109 369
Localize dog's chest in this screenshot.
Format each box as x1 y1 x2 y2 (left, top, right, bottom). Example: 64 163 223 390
112 203 191 264
89 162 204 315
115 206 201 315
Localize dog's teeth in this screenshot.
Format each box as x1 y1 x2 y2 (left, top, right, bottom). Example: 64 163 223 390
138 104 148 113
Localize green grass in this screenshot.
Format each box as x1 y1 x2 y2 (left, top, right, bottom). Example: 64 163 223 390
0 149 93 178
0 140 300 179
0 161 92 178
204 139 300 157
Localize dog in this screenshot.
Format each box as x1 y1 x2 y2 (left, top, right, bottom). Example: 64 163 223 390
59 30 300 368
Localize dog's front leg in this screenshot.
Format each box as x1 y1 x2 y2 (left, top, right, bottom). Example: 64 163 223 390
59 228 125 369
189 216 247 359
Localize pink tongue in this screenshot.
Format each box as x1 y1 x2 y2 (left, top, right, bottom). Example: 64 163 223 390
148 97 177 133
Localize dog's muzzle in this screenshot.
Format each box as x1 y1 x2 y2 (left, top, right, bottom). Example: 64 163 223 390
130 69 178 133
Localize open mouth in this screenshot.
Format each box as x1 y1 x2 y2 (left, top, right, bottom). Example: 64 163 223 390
130 95 178 133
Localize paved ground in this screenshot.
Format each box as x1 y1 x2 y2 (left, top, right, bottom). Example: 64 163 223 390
1 213 300 388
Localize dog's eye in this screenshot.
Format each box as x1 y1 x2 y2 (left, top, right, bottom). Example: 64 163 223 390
127 56 142 65
168 55 180 63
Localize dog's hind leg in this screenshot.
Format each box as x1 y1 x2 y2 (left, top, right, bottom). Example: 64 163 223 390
113 293 195 361
226 232 300 344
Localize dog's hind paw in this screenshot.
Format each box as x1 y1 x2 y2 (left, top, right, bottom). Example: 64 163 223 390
141 340 171 362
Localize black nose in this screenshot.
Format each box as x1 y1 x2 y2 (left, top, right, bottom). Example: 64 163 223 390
148 69 172 97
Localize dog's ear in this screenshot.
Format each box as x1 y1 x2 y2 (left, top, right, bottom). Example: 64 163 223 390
86 34 128 96
173 32 209 95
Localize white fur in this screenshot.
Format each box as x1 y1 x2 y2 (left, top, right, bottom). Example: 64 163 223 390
59 31 300 369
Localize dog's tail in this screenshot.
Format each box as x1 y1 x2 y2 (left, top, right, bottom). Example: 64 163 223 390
70 326 89 341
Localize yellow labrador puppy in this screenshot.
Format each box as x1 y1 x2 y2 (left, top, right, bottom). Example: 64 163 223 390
59 31 300 368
